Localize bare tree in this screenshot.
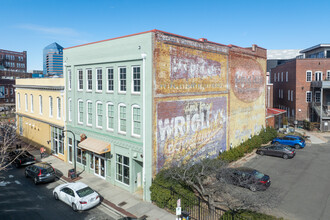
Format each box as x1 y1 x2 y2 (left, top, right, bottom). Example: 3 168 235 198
0 121 31 173
164 158 279 214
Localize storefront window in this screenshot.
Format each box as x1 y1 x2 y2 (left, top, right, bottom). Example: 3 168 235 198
77 147 86 166
116 154 129 185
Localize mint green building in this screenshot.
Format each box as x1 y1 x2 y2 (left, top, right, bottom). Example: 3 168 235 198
64 31 153 201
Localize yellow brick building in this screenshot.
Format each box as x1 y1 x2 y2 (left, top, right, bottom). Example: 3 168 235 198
15 78 67 161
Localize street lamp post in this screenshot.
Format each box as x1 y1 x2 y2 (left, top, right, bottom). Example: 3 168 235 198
62 129 76 177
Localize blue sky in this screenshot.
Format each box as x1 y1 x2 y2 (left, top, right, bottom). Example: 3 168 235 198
1 0 330 71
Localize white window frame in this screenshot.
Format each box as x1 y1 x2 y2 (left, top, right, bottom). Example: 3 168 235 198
39 95 43 115
131 66 141 94
306 71 312 82
96 68 102 93
131 104 141 138
315 71 322 81
315 91 321 103
68 98 72 122
118 67 127 94
57 97 61 119
77 69 83 91
78 99 83 124
30 94 33 113
327 70 330 80
96 101 103 128
106 102 114 131
118 103 126 134
49 96 53 117
306 91 312 103
68 69 72 90
286 72 288 82
86 69 93 92
86 100 93 126
17 93 21 110
106 67 114 93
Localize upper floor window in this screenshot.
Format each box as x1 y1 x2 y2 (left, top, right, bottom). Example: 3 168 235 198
327 71 330 80
286 72 288 82
87 101 93 126
132 66 141 94
281 72 283 82
107 103 114 131
86 69 93 91
68 98 72 122
17 93 21 110
291 90 293 102
107 68 114 92
25 94 28 112
49 96 53 117
288 90 290 101
315 91 321 103
306 71 312 82
274 73 276 82
78 100 84 124
278 73 280 82
118 103 126 134
68 70 72 90
10 88 13 95
57 97 61 119
119 67 126 93
78 70 83 90
132 105 141 137
315 71 322 81
306 91 312 103
96 69 102 92
96 102 103 128
39 95 43 115
30 94 34 113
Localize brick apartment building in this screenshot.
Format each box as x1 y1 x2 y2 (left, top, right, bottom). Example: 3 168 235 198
271 44 330 131
0 49 31 106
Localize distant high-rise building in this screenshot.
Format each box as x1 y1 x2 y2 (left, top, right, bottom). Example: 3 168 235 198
43 42 63 77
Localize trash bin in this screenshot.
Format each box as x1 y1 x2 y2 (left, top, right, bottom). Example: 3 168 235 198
68 169 76 179
181 211 189 220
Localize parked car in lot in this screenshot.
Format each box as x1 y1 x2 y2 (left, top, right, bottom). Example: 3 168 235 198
25 162 56 184
53 182 100 211
8 150 36 168
216 167 271 192
256 144 295 159
272 135 306 149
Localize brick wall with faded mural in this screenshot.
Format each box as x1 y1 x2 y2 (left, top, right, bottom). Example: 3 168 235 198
228 48 267 147
153 32 229 173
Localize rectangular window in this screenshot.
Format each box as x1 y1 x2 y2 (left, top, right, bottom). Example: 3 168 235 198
87 102 92 125
57 97 61 119
292 109 295 117
77 147 86 165
306 91 312 103
10 88 13 95
119 105 126 133
278 73 280 82
49 97 53 117
25 94 28 111
107 68 114 92
315 91 321 102
39 95 43 114
97 69 102 92
281 72 283 82
274 73 276 82
107 104 114 130
327 71 330 80
68 99 72 121
132 106 141 137
306 71 312 82
286 72 288 82
68 70 72 90
278 89 280 98
291 90 293 101
18 93 21 110
87 69 93 91
315 71 322 81
53 127 64 155
78 101 83 124
132 66 141 93
30 94 34 113
288 90 290 101
78 70 83 90
281 89 283 99
119 67 126 92
97 102 103 128
116 154 129 185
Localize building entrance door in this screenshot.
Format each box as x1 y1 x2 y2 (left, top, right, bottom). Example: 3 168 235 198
94 154 106 179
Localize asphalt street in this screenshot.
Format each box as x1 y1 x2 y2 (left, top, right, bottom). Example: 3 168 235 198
243 139 330 220
0 165 120 220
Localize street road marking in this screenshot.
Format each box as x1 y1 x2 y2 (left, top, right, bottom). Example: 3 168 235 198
0 181 10 186
15 180 21 185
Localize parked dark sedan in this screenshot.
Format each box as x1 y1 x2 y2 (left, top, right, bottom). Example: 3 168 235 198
25 162 56 184
256 144 295 159
8 150 36 168
217 167 271 192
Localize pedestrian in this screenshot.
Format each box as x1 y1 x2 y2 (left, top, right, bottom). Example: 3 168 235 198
40 146 45 159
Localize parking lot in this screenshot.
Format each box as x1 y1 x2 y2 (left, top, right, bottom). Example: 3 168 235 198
243 139 330 220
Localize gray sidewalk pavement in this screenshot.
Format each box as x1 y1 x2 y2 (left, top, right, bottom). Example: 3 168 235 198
29 149 176 220
295 128 329 144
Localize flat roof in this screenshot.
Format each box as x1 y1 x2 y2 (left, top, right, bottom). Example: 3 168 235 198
267 49 301 60
300 44 330 53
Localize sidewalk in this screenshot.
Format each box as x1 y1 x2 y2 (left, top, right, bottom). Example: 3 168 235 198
29 149 176 220
295 128 329 144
